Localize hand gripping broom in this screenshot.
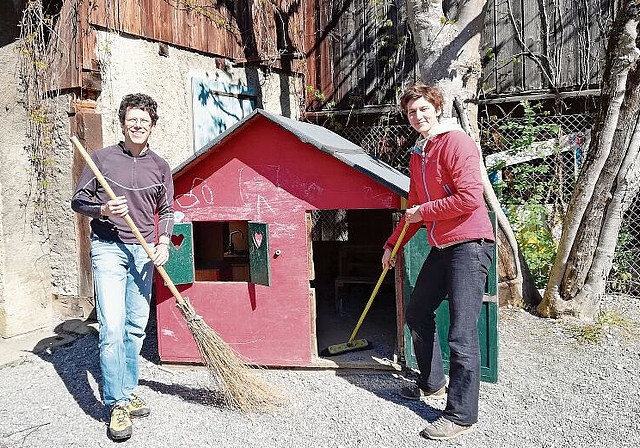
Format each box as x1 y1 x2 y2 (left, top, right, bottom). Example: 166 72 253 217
321 221 410 356
71 136 281 412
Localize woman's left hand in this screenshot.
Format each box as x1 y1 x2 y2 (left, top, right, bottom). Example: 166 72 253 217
405 205 422 224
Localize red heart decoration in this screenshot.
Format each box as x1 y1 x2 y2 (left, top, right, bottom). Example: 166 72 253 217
171 234 184 249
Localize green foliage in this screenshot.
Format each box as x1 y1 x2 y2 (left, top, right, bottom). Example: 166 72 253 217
490 101 565 288
17 0 60 230
507 204 557 289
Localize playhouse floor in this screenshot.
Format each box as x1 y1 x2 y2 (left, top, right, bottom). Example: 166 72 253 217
314 281 399 369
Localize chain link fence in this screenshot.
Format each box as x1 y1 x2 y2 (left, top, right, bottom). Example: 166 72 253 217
333 112 640 296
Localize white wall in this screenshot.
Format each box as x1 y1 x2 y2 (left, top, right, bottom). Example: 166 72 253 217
94 31 302 168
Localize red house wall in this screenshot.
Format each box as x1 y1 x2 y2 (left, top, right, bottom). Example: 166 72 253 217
156 116 402 366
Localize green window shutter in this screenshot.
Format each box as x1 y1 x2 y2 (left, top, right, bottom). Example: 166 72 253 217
248 222 270 286
163 222 195 285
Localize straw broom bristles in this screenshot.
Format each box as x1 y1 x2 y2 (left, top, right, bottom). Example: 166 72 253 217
176 297 286 413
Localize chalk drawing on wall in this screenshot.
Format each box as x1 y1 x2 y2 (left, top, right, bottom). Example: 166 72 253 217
175 177 215 210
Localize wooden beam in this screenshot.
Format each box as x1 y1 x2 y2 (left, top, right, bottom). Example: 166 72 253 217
478 89 601 105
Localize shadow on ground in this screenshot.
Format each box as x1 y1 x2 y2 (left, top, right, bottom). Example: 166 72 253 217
34 320 105 422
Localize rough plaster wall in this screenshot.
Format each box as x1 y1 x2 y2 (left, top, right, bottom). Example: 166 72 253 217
47 96 78 298
0 41 54 337
94 31 302 169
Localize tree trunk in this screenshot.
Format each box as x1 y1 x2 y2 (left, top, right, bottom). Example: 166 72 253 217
406 0 539 306
538 3 640 319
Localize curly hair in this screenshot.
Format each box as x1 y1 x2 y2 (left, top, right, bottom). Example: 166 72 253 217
399 83 444 115
118 93 159 125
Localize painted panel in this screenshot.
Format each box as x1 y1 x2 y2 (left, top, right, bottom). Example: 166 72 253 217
248 222 270 286
164 223 195 285
191 78 255 151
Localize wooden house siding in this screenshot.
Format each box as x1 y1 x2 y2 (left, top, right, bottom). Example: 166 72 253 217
305 0 418 110
48 0 306 94
480 0 614 96
47 0 614 112
307 0 615 112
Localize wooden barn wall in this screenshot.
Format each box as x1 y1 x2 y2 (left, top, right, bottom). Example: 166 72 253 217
481 0 615 96
305 0 418 111
48 0 306 93
307 0 616 112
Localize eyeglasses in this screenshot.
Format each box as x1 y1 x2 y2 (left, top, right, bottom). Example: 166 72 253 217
125 117 152 127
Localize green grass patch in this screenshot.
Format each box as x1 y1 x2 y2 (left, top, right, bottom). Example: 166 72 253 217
567 309 638 344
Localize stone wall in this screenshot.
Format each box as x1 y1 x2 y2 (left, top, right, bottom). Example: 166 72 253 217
0 10 54 336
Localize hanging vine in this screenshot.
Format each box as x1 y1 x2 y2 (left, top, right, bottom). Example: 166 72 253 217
17 0 61 231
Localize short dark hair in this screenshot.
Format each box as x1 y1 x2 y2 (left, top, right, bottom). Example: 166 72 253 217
399 83 444 115
118 93 159 125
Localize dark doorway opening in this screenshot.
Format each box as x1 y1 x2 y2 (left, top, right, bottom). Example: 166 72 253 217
310 208 399 368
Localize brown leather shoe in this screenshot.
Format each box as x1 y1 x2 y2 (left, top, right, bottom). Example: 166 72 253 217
420 417 473 440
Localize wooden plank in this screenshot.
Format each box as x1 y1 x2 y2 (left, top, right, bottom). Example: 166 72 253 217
49 0 79 90
556 0 578 88
480 0 498 94
139 0 154 37
71 110 103 298
494 0 512 92
154 0 175 44
121 0 142 36
522 0 543 90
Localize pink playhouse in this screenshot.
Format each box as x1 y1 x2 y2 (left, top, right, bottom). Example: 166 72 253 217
155 109 410 368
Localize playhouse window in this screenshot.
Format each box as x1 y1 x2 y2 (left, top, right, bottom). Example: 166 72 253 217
164 220 271 286
192 221 250 282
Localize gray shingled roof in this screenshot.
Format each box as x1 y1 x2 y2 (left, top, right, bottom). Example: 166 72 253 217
173 108 409 196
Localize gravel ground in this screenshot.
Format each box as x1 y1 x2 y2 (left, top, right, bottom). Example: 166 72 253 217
1 295 640 448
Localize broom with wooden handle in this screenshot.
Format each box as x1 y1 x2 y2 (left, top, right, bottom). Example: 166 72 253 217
321 220 410 356
71 136 282 412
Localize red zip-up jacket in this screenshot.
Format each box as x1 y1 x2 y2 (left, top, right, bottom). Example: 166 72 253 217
384 122 494 251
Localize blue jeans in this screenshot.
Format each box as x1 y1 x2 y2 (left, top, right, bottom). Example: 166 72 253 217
406 239 494 426
91 238 154 408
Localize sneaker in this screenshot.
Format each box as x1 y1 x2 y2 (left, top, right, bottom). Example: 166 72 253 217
399 383 446 400
126 393 151 418
420 416 473 440
109 404 132 440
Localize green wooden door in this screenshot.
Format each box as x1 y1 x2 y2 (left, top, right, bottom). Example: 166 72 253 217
248 221 270 286
401 212 499 383
163 222 195 285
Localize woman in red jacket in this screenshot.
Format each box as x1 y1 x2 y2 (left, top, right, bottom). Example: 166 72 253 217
382 84 494 440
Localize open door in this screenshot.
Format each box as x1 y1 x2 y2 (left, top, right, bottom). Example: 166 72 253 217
400 212 499 383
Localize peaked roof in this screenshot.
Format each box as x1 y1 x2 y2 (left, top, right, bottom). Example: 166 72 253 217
173 108 409 196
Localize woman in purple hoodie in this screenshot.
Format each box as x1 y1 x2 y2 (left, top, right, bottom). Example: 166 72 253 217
382 83 495 440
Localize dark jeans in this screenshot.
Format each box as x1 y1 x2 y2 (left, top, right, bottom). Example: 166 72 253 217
406 239 494 426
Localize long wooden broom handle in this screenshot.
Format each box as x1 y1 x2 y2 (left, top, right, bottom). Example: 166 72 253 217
347 220 411 343
70 136 186 306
